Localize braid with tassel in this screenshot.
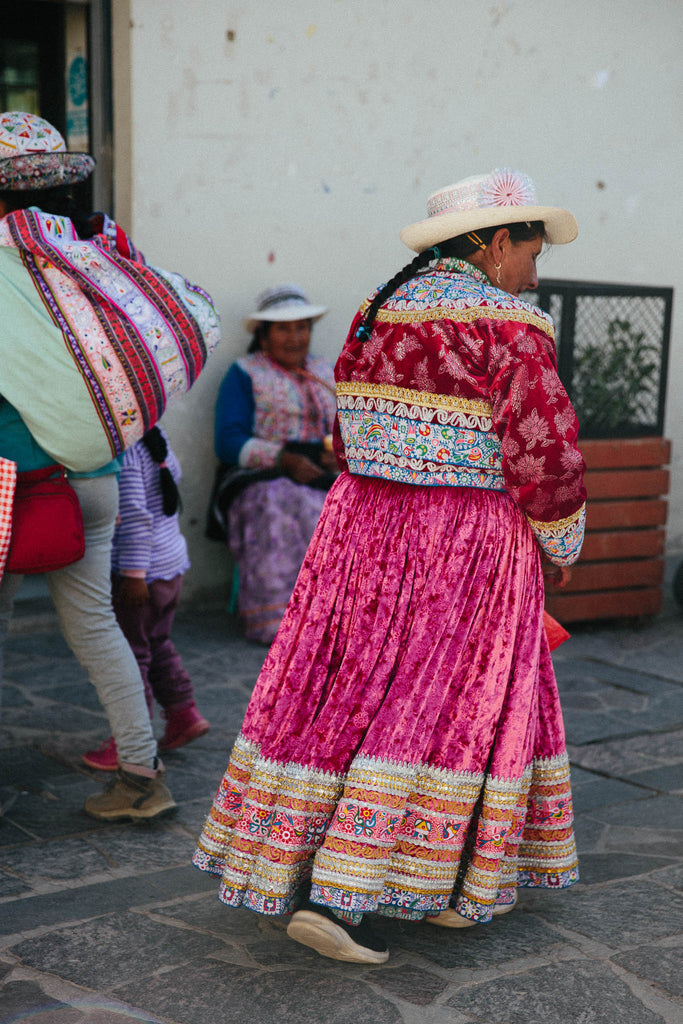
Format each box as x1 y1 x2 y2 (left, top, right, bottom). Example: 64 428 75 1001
141 426 181 517
355 246 441 340
355 218 546 342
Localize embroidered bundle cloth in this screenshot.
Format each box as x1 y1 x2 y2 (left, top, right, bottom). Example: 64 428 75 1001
0 209 220 471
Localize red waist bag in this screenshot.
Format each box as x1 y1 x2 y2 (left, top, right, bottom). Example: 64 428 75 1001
6 464 85 575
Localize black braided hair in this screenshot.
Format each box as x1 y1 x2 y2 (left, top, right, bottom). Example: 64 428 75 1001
141 426 181 516
355 250 435 341
355 219 546 340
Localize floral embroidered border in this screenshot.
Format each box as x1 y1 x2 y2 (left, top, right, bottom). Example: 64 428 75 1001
343 454 505 491
336 383 503 489
193 737 578 920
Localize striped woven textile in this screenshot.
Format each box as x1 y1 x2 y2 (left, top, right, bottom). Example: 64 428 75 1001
0 209 220 470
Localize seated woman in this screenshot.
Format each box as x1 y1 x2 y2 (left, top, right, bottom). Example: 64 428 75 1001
211 284 338 644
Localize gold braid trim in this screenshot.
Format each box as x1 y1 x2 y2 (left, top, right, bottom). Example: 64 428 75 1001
369 303 554 337
336 380 492 417
527 503 586 535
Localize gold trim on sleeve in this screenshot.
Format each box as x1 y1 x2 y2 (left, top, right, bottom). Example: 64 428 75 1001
527 503 586 535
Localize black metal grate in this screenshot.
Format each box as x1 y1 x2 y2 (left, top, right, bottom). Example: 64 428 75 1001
522 279 674 438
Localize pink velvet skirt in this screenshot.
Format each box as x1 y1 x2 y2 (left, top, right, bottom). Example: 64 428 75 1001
194 473 577 922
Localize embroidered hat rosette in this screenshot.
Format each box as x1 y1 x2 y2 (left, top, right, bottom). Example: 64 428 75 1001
400 168 578 252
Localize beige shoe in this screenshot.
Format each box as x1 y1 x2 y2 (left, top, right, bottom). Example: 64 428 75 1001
425 893 518 928
84 767 176 821
425 907 478 928
287 908 389 964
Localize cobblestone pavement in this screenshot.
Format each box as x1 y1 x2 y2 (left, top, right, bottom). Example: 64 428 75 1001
0 583 681 1024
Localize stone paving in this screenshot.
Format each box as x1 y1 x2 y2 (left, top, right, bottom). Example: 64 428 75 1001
0 585 682 1024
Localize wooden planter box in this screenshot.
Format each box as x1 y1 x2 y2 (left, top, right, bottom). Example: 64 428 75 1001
545 437 670 623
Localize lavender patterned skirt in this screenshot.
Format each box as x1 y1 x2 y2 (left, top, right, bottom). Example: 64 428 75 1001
228 477 327 644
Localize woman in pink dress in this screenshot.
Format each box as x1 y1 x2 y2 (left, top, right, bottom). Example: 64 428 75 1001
194 169 587 964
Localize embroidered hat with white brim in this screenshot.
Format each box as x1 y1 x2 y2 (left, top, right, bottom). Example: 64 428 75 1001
399 168 578 253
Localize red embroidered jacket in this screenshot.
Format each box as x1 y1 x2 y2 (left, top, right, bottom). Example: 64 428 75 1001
334 259 586 565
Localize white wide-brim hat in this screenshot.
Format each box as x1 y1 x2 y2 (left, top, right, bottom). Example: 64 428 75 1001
0 111 94 191
399 168 578 253
244 283 328 333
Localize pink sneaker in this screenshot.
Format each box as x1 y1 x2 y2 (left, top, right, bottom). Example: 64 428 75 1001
82 736 118 771
158 702 210 751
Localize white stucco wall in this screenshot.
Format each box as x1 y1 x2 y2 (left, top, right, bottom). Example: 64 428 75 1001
114 0 683 600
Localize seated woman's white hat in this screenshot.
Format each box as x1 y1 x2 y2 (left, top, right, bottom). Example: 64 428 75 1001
0 111 95 191
244 284 328 333
399 168 578 253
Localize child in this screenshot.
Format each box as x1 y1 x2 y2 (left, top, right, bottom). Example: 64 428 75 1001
83 426 209 770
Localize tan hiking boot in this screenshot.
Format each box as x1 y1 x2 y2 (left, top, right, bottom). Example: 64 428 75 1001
84 766 176 821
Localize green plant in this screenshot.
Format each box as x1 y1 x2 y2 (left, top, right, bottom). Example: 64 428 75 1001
570 318 659 436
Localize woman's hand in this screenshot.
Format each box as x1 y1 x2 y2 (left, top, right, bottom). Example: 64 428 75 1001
543 564 572 589
278 450 324 484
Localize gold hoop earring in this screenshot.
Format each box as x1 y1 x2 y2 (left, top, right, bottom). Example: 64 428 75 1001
494 262 502 286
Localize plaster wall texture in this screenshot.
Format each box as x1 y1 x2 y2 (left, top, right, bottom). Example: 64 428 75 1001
114 0 683 598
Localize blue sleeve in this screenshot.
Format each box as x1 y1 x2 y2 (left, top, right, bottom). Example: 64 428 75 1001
214 363 255 464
